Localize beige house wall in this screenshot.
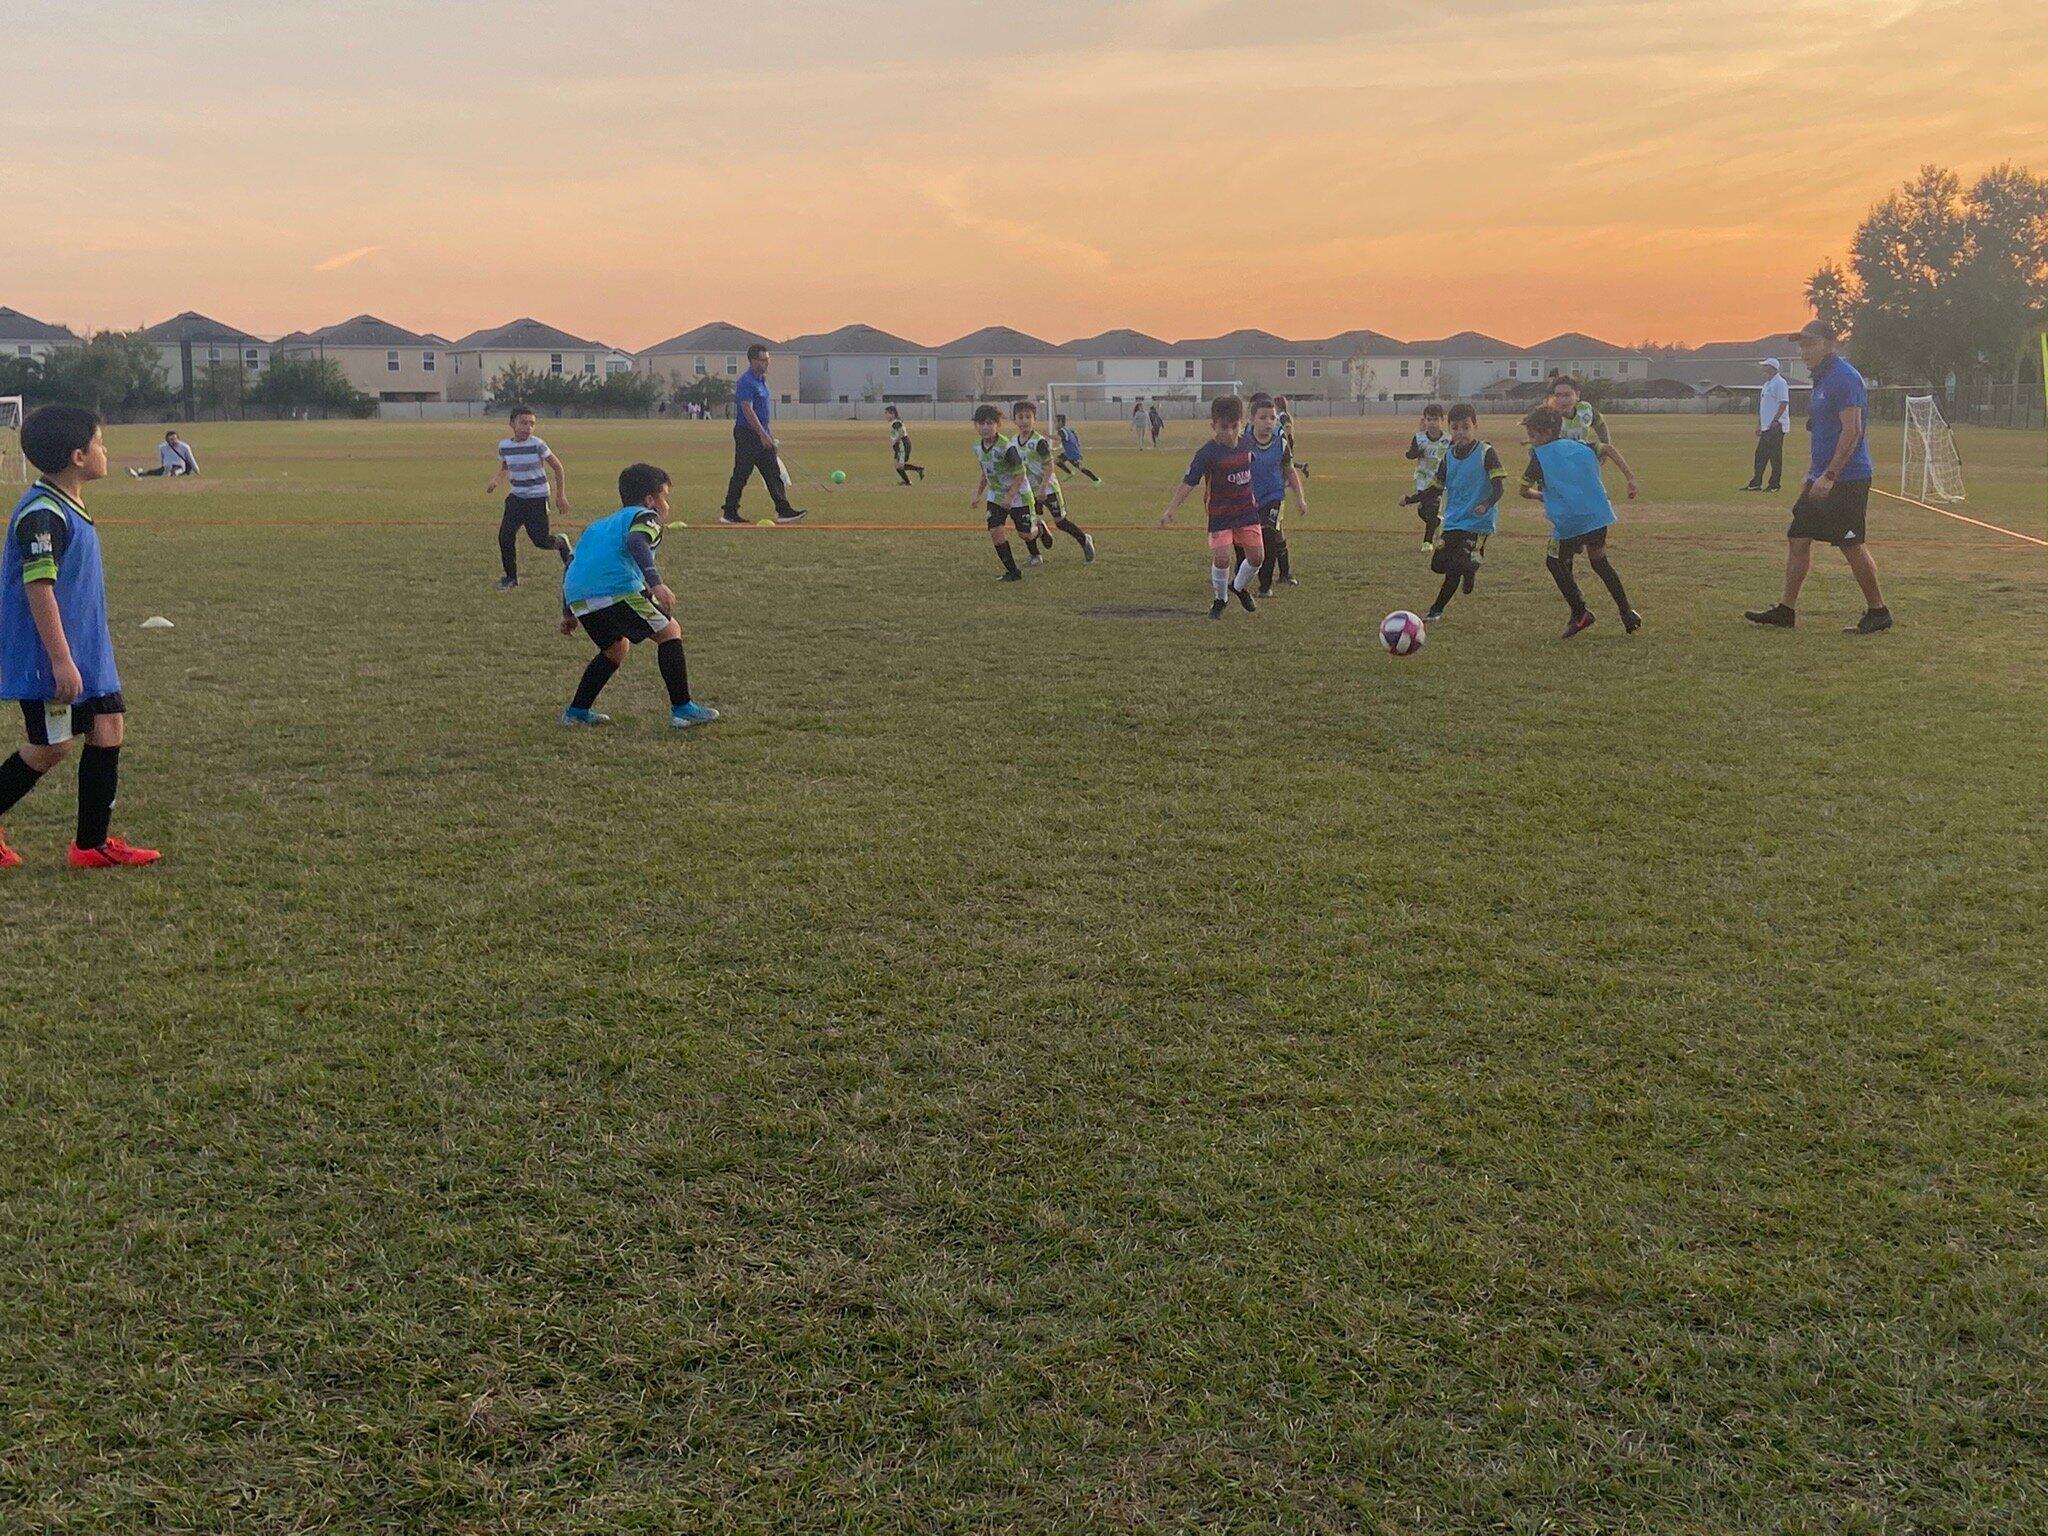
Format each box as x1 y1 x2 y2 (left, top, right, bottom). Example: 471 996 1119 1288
275 342 446 400
636 348 798 404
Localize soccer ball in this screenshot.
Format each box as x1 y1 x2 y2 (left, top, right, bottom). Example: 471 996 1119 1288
830 470 846 484
1379 610 1426 656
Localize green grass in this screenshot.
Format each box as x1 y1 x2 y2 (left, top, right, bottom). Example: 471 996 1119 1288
2 413 2044 1533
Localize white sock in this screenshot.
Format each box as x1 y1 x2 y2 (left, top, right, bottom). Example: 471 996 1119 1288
1211 565 1229 600
1232 558 1255 592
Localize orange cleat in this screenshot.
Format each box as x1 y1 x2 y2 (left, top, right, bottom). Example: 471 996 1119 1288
69 837 161 869
0 828 19 868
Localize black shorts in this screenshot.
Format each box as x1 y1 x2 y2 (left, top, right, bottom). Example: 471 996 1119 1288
1035 495 1065 520
20 692 125 747
1787 478 1871 547
1257 498 1286 532
575 593 671 648
1548 528 1609 560
986 500 1033 533
1416 487 1443 511
502 494 554 541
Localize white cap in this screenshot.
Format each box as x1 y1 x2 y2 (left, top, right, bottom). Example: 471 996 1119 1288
1761 357 1781 371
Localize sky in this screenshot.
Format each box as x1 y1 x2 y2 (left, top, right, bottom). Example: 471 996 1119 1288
5 0 2045 350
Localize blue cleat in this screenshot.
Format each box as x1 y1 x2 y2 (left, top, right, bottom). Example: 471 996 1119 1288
671 701 721 729
561 707 610 726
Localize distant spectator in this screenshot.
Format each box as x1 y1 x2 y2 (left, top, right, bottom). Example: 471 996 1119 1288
1132 401 1148 447
1743 358 1791 492
1147 402 1164 448
127 430 197 479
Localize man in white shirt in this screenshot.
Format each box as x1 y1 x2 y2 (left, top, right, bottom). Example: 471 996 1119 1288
1743 358 1792 492
127 430 197 478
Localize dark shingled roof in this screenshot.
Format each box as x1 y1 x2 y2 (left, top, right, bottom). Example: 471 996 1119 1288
1177 329 1310 357
1059 328 1176 358
782 324 931 355
1406 330 1526 359
639 321 775 356
937 326 1060 356
0 306 80 343
142 310 263 346
1528 331 1638 359
448 317 604 352
277 314 434 348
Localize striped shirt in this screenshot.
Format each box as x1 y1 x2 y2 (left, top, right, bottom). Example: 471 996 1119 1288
498 435 553 500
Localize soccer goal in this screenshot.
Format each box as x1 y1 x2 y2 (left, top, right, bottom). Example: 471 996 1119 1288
0 396 25 484
1044 379 1243 426
1902 394 1965 502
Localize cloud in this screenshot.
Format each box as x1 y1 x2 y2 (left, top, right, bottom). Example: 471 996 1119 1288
313 245 381 273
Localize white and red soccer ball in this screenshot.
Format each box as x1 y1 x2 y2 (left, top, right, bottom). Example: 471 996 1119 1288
1379 609 1426 656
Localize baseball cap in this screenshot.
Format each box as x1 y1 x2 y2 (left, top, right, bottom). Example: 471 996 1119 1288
1760 357 1781 371
1786 319 1836 342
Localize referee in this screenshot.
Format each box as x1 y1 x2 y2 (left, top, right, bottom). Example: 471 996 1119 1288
717 345 806 526
1745 320 1891 635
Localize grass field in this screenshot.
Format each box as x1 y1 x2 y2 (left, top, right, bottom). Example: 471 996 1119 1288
3 411 2045 1533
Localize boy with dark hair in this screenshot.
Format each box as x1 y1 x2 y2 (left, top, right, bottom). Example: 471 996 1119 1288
1245 394 1308 596
1012 400 1095 564
557 462 718 729
1421 403 1506 622
1159 395 1261 619
127 429 198 478
1053 413 1103 485
1547 376 1611 449
884 406 926 486
1400 403 1450 549
486 405 571 589
970 404 1035 581
0 405 160 868
1274 394 1309 477
1520 404 1641 639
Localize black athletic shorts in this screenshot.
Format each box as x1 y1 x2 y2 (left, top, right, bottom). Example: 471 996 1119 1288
986 500 1034 534
1548 528 1609 560
1787 477 1871 547
575 593 671 648
1035 495 1065 521
1257 498 1286 533
502 494 555 542
1432 528 1484 573
1416 486 1443 511
20 692 125 747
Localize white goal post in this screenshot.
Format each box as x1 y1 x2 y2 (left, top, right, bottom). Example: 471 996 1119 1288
1902 394 1965 502
0 396 25 484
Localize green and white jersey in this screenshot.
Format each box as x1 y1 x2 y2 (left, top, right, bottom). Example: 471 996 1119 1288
1558 400 1611 448
1015 430 1062 504
1410 429 1450 492
975 433 1031 508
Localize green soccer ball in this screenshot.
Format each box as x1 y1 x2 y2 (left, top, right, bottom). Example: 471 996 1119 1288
830 470 846 484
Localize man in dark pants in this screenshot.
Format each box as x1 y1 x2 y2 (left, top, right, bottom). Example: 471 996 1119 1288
1744 356 1791 492
718 345 806 526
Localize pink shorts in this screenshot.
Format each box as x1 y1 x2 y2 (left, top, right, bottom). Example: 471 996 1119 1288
1209 526 1265 556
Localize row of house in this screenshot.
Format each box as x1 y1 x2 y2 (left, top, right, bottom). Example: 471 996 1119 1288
1 305 1810 408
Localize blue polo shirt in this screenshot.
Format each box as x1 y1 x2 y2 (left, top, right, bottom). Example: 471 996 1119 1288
1806 352 1873 483
735 368 771 431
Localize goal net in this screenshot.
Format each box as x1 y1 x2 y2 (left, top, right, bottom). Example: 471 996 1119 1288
0 396 24 484
1902 394 1965 502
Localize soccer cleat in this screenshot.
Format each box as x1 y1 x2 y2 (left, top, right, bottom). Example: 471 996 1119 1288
1561 610 1596 640
1026 549 1042 568
127 468 142 478
1422 539 1436 552
1423 608 1445 623
1235 585 1258 613
718 509 748 526
773 508 810 526
497 575 519 591
1208 598 1228 620
998 569 1023 582
1744 603 1795 628
1256 584 1273 598
1845 607 1893 636
671 701 721 729
1082 534 1096 564
1741 483 1763 492
1622 609 1643 634
561 707 610 726
69 837 161 869
0 828 18 869
1282 575 1300 587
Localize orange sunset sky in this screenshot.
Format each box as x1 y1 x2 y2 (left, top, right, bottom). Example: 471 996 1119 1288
7 0 2045 350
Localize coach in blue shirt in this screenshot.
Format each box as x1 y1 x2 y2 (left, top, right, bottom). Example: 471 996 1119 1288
718 345 806 526
1744 320 1891 635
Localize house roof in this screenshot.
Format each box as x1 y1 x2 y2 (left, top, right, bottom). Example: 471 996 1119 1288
141 310 263 346
1177 328 1308 358
1059 328 1176 358
277 314 433 348
0 306 80 343
937 325 1060 357
1527 331 1638 359
1318 328 1406 355
1674 335 1790 360
639 321 775 356
1407 330 1526 359
782 323 930 355
448 317 603 352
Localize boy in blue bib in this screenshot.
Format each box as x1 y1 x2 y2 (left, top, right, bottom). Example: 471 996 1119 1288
1053 415 1102 486
1422 404 1506 622
1519 405 1642 639
558 462 719 729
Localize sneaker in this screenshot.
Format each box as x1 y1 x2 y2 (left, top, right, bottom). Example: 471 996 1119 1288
1026 550 1042 568
1622 609 1643 634
718 509 748 526
773 508 810 526
1740 483 1763 492
1208 598 1228 620
1256 583 1273 598
1845 607 1893 636
127 468 142 478
1082 534 1097 564
1461 572 1476 595
0 828 18 869
671 701 721 729
1423 608 1445 623
561 707 610 726
1561 610 1596 640
1235 585 1258 613
496 575 519 591
998 569 1023 582
69 837 161 869
1281 575 1300 587
1743 603 1795 628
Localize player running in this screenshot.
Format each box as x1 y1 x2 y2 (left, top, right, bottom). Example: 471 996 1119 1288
486 404 570 589
1273 395 1309 477
1401 403 1450 549
1520 404 1640 639
1054 414 1103 485
1158 395 1261 619
884 406 926 486
971 405 1037 581
1012 400 1095 564
1422 404 1506 622
1245 394 1307 595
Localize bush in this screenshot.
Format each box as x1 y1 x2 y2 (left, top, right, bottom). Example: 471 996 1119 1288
248 356 377 417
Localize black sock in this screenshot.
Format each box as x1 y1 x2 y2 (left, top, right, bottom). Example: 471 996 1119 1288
554 534 572 566
1546 555 1587 616
498 521 518 580
1083 467 1101 483
996 541 1019 573
1433 572 1461 612
76 744 118 849
1056 517 1088 547
908 462 925 478
1258 547 1278 589
0 751 45 818
656 638 691 707
1273 530 1290 579
1590 557 1631 613
896 466 911 485
571 654 618 711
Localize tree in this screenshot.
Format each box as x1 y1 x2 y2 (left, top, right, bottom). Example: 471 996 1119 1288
671 372 734 414
38 331 172 417
1809 162 2048 385
248 356 377 417
589 368 661 415
196 361 246 418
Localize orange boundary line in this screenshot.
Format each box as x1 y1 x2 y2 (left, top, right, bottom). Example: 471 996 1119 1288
1870 488 2046 549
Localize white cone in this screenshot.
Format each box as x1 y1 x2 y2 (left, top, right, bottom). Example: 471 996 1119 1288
140 616 174 629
